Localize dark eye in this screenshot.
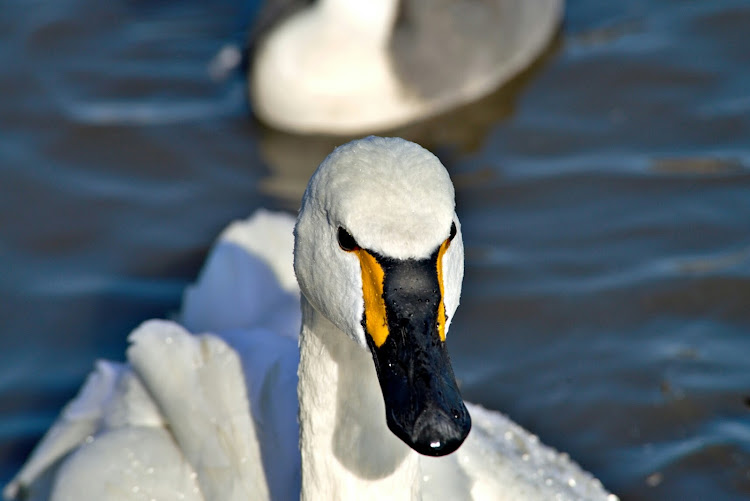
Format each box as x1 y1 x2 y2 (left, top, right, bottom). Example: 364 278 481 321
448 222 457 241
338 227 359 251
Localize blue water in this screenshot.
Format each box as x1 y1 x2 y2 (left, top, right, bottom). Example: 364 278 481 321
1 0 750 499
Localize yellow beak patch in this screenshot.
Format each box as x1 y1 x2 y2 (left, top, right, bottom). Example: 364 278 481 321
435 237 451 342
355 248 389 347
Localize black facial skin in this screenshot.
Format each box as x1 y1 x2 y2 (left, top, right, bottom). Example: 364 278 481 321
364 247 471 457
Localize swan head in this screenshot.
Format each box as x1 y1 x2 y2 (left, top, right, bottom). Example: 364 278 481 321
294 136 470 456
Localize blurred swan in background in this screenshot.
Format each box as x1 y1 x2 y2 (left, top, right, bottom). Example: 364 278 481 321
5 137 613 501
250 0 563 134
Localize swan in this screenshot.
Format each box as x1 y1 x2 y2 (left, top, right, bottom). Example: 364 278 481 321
5 136 615 501
250 0 563 134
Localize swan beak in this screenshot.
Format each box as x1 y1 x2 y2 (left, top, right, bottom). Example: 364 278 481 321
358 247 471 457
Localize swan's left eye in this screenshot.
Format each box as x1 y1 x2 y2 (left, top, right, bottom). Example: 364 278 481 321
448 222 457 241
338 227 360 252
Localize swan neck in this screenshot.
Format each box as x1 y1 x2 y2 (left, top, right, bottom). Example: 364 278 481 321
298 296 420 500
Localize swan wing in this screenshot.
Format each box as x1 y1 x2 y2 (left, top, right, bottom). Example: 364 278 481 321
7 321 291 501
50 425 204 501
180 209 298 337
6 210 299 501
3 360 199 501
179 209 302 501
218 328 300 501
3 361 124 500
127 320 270 501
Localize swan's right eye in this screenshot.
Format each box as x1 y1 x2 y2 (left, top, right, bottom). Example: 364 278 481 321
337 227 360 252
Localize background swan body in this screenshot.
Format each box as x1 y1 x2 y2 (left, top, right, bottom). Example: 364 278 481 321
6 137 614 500
250 0 563 134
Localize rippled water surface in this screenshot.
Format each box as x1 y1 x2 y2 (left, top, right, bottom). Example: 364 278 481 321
2 0 750 499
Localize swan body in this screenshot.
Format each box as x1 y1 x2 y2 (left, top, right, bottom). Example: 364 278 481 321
250 0 563 134
6 137 614 500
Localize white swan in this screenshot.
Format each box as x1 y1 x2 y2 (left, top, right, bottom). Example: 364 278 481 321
5 137 615 501
250 0 563 134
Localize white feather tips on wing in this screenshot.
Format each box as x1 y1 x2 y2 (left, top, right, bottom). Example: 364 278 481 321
3 362 120 500
127 320 270 501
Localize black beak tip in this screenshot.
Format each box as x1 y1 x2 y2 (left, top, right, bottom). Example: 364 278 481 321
389 404 472 457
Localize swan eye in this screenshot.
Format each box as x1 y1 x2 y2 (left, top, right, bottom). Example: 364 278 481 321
448 222 457 241
337 227 360 252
